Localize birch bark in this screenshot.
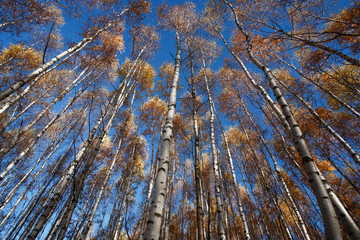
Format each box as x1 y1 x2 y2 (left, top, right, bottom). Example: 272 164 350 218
144 31 181 240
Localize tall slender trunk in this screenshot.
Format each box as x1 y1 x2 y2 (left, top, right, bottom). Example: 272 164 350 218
272 27 360 68
322 179 360 240
78 146 120 239
0 76 62 134
0 49 80 115
257 92 360 239
188 46 204 240
26 74 133 239
236 112 294 239
112 183 131 240
0 135 75 236
223 2 343 238
139 127 163 240
0 119 75 212
202 68 226 239
0 70 102 181
218 165 230 240
79 90 136 240
18 172 66 240
10 139 75 240
278 57 360 119
144 31 181 240
278 78 360 166
112 145 137 240
202 57 251 240
45 186 76 240
243 12 360 68
0 65 94 160
70 180 97 239
103 177 124 239
238 96 311 240
208 93 226 240
0 8 129 101
164 152 177 240
235 151 270 239
207 191 212 240
216 30 292 137
46 165 89 240
56 167 88 240
45 147 88 240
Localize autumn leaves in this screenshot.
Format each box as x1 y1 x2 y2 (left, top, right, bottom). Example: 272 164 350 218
0 0 359 239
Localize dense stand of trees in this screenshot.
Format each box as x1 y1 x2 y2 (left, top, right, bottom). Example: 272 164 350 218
0 0 359 239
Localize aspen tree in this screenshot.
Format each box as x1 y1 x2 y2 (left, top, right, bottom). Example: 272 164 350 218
79 91 137 240
26 53 139 239
2 1 360 239
0 0 150 101
186 42 205 240
200 48 251 238
144 3 198 239
237 113 294 239
0 116 78 212
276 75 360 166
0 14 123 101
223 1 343 238
238 95 312 240
0 72 64 134
0 1 63 35
0 65 96 161
138 97 166 240
202 66 226 240
144 31 180 239
0 70 105 181
254 84 360 239
259 19 360 68
112 135 146 239
0 117 84 232
278 58 360 119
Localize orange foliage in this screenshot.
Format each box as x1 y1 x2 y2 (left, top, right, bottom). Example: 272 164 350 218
127 0 150 21
155 62 174 99
232 32 283 64
173 113 186 139
157 2 198 35
0 44 42 87
299 49 327 71
325 2 360 54
316 65 360 110
119 59 155 92
280 170 307 204
99 30 124 52
200 154 213 193
224 126 247 147
139 97 167 136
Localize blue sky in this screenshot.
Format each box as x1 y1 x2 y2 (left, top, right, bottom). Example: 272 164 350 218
0 0 357 238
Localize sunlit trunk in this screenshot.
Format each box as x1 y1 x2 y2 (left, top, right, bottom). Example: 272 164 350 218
144 31 181 240
0 8 129 101
222 2 343 237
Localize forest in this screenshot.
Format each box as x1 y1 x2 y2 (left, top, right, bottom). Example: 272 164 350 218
0 0 359 239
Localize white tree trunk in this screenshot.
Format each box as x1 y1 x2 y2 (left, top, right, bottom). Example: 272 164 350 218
144 31 181 240
278 78 360 166
202 57 251 240
222 2 343 237
239 96 311 240
278 58 360 119
0 71 101 181
0 121 73 212
0 8 129 101
26 78 131 239
0 66 93 159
